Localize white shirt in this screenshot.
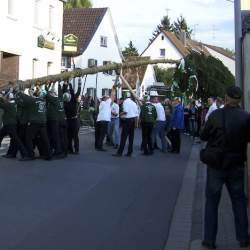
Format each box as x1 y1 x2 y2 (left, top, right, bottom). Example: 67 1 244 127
205 102 217 122
97 98 112 122
111 103 119 118
153 102 166 121
123 98 139 118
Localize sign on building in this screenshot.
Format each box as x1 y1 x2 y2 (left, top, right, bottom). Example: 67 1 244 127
63 34 78 53
37 35 55 50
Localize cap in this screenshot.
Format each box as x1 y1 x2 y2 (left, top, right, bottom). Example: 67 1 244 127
226 85 242 100
149 90 159 97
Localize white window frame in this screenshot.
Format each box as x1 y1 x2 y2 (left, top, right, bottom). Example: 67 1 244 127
7 0 17 19
100 36 108 47
34 0 41 27
47 61 53 76
48 5 54 31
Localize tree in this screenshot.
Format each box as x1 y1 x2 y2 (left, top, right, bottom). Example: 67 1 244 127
154 66 175 86
161 15 173 31
64 0 92 9
172 15 192 38
172 51 235 101
122 41 139 59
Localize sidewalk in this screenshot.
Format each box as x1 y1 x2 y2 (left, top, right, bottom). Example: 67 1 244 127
164 142 250 250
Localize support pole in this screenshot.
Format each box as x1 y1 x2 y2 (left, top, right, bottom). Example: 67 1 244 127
234 0 242 88
242 32 250 206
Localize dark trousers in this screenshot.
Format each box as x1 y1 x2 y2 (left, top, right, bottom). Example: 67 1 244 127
25 123 51 158
67 118 80 153
7 123 27 157
204 167 249 243
47 120 62 155
169 128 181 153
0 125 27 157
59 120 68 155
117 118 135 155
141 122 154 154
95 121 109 149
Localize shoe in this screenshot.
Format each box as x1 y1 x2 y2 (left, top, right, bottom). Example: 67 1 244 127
125 153 132 157
2 154 16 159
240 239 250 248
19 157 35 161
141 152 149 156
96 148 106 152
53 153 65 159
112 153 122 157
202 240 216 249
114 145 118 149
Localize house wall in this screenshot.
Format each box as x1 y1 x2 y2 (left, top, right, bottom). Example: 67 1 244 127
205 47 235 76
140 65 156 97
141 33 183 62
72 9 122 98
0 0 64 80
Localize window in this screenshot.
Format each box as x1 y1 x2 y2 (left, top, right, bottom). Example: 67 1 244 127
100 36 108 47
8 0 15 16
47 62 52 76
34 0 41 26
48 5 54 30
32 58 38 79
103 61 113 75
87 88 96 97
61 57 71 68
102 88 111 96
160 49 166 57
161 35 164 40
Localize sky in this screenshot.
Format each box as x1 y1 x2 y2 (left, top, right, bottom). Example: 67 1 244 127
92 0 235 53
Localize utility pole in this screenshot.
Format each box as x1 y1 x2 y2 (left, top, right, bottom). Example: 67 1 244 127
234 0 242 88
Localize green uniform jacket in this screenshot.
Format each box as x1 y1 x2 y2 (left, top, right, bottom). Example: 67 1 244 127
16 96 29 125
0 99 17 126
46 94 60 121
18 93 47 124
140 102 157 123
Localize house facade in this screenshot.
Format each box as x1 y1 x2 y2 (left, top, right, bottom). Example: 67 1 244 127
0 0 65 86
140 30 235 97
62 8 123 98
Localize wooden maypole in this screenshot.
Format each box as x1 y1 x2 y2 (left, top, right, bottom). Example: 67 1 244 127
0 58 179 91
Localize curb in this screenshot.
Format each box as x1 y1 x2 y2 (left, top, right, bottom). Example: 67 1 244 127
164 144 200 250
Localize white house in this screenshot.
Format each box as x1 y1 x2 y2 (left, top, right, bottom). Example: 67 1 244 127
0 0 65 85
62 8 123 98
140 30 235 97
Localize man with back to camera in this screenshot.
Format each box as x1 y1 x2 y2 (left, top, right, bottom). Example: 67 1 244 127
113 92 139 157
95 87 115 151
200 86 250 249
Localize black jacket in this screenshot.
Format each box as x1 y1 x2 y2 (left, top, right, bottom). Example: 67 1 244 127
63 83 81 119
200 106 250 168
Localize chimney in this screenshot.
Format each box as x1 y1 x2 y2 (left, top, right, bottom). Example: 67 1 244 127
180 30 187 47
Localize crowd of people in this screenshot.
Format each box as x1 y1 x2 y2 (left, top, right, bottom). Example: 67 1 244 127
1 79 250 248
0 79 235 162
0 80 83 161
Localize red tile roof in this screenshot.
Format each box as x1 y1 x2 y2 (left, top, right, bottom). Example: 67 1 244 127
63 8 108 55
142 31 235 61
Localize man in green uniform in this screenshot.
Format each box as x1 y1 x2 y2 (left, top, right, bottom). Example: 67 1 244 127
0 93 28 159
17 87 51 160
46 82 64 158
140 95 157 155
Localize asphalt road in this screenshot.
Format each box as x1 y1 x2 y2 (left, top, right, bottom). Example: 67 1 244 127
0 130 192 250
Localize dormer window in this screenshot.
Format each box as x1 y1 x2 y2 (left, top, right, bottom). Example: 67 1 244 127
100 36 107 47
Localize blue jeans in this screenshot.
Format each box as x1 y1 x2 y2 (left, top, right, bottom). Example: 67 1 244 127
152 121 167 152
204 167 249 243
108 118 120 145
